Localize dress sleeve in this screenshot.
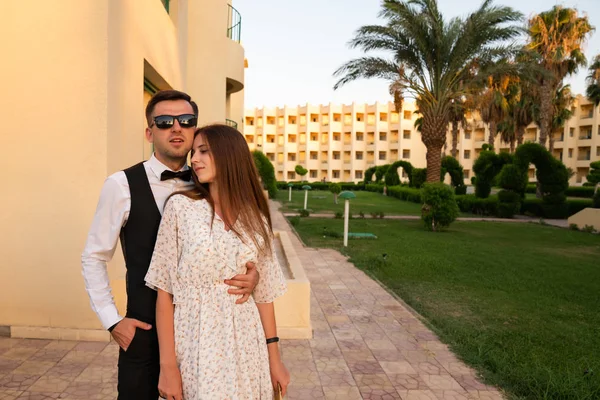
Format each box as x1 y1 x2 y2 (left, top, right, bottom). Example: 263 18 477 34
145 196 180 296
252 236 288 304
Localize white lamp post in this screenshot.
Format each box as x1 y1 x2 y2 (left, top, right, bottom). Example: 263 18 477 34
338 191 356 247
288 183 293 202
302 185 311 210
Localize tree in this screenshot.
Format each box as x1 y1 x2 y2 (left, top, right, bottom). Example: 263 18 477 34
448 98 468 159
585 54 600 106
333 0 522 183
294 165 308 181
329 182 342 204
252 151 277 199
527 6 594 148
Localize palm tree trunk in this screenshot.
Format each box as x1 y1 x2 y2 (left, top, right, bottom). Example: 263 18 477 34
488 120 497 147
451 121 459 158
549 134 555 153
422 114 448 183
516 125 525 145
510 138 515 154
538 81 553 149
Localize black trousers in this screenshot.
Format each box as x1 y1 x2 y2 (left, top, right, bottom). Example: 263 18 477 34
117 327 160 400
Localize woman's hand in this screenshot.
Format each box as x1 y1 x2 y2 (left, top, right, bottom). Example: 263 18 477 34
270 358 290 397
158 364 183 400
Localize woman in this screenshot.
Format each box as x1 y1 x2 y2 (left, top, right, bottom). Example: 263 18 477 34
144 124 290 399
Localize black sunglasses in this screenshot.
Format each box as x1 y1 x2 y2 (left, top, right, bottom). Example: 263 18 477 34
152 114 198 129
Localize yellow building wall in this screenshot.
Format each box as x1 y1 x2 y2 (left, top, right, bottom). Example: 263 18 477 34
0 1 110 329
0 0 245 334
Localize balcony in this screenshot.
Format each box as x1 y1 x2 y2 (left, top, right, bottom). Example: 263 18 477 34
225 119 238 129
227 4 242 43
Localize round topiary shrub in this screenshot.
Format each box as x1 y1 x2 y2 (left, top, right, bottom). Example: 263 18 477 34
421 183 459 231
593 189 600 209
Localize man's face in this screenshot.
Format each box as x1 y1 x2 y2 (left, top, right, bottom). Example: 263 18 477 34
145 99 196 164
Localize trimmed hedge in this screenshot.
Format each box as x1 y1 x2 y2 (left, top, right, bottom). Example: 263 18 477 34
276 181 365 191
525 184 595 198
388 186 423 203
455 195 499 216
520 198 593 218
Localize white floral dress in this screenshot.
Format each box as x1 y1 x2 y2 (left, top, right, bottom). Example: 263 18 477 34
144 195 287 400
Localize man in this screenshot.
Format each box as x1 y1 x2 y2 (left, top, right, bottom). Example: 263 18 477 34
81 90 259 399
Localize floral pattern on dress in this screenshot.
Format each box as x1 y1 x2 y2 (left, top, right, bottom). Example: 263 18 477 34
145 195 287 399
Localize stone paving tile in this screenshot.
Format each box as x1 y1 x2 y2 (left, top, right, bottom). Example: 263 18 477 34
0 374 40 392
0 389 23 400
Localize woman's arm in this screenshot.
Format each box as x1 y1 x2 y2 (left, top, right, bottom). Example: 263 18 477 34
156 289 183 400
256 303 280 361
257 303 290 396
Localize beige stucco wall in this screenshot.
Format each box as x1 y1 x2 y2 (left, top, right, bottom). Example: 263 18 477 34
568 208 600 232
0 1 110 329
0 0 245 335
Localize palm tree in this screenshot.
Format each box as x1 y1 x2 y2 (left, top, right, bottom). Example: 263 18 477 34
527 6 594 148
533 83 574 153
333 0 522 182
448 98 468 159
476 70 518 147
585 54 600 106
549 84 574 153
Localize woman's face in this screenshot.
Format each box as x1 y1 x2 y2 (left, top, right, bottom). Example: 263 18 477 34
190 134 216 183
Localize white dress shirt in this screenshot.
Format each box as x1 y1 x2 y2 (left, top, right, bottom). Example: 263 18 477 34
81 154 195 330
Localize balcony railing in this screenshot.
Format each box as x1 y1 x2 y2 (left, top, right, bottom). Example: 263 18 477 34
227 4 242 43
226 119 238 129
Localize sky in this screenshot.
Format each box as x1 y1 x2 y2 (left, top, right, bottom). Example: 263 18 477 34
233 0 600 110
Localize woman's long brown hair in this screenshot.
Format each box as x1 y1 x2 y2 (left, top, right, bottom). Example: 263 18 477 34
171 124 273 255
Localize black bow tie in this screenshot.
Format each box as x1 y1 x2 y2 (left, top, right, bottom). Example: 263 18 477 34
160 169 192 182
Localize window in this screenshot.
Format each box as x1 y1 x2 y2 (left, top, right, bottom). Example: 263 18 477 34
356 151 364 160
403 110 412 120
310 133 318 141
356 113 364 122
379 132 387 141
310 114 318 123
310 170 317 178
333 133 341 141
288 134 297 143
266 116 275 125
287 153 296 161
379 151 387 160
356 132 364 141
355 170 363 179
570 128 574 137
464 170 470 179
379 112 388 122
288 116 297 124
287 171 295 180
333 170 340 179
403 130 411 139
464 130 471 140
310 151 318 160
568 148 573 158
333 151 341 160
403 149 410 159
245 117 254 126
299 114 306 126
464 150 471 159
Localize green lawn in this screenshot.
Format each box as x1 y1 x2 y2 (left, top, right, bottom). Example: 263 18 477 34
291 218 600 399
277 189 423 215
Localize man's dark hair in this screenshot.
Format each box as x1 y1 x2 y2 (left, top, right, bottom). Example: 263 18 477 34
145 90 198 126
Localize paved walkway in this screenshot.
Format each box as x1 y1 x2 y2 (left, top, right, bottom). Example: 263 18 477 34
0 202 505 399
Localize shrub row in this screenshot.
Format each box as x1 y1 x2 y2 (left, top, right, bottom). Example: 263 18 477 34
276 181 365 191
525 184 595 198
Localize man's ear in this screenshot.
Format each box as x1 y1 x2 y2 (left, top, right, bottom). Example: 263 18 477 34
145 127 153 143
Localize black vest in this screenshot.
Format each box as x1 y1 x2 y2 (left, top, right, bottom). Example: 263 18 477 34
120 162 162 324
